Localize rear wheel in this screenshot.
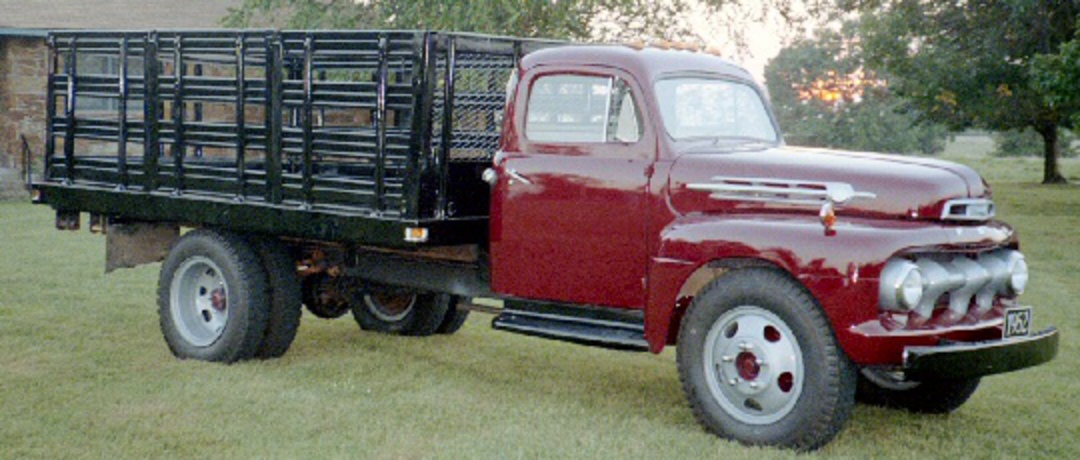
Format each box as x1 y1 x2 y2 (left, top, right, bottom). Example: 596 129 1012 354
158 229 269 363
856 368 980 414
677 269 856 451
248 237 302 359
350 284 450 336
301 273 350 319
436 297 470 334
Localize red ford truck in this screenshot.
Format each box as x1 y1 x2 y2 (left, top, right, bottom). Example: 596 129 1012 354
30 29 1059 450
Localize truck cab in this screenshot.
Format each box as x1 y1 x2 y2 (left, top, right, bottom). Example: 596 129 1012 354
487 45 1058 448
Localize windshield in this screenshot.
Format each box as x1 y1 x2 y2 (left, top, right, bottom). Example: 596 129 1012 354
655 77 779 144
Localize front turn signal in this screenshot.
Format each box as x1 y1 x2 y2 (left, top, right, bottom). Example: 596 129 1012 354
820 201 837 231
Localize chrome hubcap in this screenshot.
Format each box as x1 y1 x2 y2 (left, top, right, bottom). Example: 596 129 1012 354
170 256 229 347
703 306 804 424
363 291 416 322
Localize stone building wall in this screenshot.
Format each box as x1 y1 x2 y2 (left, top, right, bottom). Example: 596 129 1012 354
0 37 47 171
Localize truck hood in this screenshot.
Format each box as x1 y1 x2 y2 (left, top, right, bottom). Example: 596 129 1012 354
667 145 989 221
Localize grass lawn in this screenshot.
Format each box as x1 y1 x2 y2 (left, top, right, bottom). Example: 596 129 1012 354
1 151 1077 458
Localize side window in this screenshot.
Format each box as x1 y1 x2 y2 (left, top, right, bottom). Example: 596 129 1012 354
609 79 641 143
525 74 642 144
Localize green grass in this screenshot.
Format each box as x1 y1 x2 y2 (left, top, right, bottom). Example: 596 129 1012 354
1 151 1078 458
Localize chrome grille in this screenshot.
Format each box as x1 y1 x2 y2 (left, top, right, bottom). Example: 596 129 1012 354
880 249 1025 327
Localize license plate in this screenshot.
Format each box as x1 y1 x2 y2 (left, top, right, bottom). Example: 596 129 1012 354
1004 307 1032 339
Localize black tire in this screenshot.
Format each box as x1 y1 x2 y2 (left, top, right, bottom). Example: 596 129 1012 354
436 296 470 335
248 236 302 359
301 273 350 319
158 229 269 363
350 285 451 336
856 368 980 414
676 269 856 451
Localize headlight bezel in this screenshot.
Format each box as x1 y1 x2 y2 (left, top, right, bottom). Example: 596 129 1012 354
1005 252 1028 296
880 259 924 312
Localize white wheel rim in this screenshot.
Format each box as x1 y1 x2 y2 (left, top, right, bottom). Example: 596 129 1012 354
363 291 416 322
170 256 229 347
703 306 805 424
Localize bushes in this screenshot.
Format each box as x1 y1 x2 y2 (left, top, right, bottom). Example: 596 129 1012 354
992 128 1077 158
774 95 949 155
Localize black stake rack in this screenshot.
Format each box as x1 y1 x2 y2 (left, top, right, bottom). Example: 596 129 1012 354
35 29 558 247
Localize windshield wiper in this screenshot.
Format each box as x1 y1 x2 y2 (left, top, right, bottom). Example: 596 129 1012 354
712 137 777 150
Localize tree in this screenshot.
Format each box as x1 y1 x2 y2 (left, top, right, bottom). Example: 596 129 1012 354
222 0 379 29
855 1 1080 183
221 1 848 51
222 0 697 42
1032 31 1080 136
765 24 948 155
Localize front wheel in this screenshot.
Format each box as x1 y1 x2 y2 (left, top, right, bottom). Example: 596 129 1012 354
856 368 980 414
677 269 856 451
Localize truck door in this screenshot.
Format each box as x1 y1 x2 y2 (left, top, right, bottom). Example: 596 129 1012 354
490 68 653 309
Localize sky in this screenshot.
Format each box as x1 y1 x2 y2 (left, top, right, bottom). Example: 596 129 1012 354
688 1 817 82
721 24 785 81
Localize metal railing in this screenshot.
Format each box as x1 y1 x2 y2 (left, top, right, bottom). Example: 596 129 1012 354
21 134 33 190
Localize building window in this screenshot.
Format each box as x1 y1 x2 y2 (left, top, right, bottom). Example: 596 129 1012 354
75 54 143 113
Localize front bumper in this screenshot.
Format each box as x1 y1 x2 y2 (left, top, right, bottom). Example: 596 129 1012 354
903 328 1059 381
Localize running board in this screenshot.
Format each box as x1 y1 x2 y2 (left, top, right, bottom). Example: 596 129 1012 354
492 308 649 352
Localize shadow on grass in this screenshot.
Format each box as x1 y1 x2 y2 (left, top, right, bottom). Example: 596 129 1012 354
291 314 694 427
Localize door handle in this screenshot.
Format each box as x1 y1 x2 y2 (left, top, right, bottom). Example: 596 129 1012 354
507 168 533 185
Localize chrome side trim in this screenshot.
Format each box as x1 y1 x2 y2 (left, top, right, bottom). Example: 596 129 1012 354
506 168 532 185
687 177 876 206
941 198 995 221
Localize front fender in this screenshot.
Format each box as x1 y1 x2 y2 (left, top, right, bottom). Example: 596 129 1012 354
644 214 1017 362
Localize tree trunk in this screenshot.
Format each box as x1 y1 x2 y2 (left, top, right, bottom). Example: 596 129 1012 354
1035 123 1067 184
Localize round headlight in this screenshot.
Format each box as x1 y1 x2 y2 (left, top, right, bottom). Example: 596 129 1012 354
1008 255 1028 295
898 268 924 310
880 260 926 312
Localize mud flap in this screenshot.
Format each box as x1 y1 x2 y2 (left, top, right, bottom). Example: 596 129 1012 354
106 222 180 273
